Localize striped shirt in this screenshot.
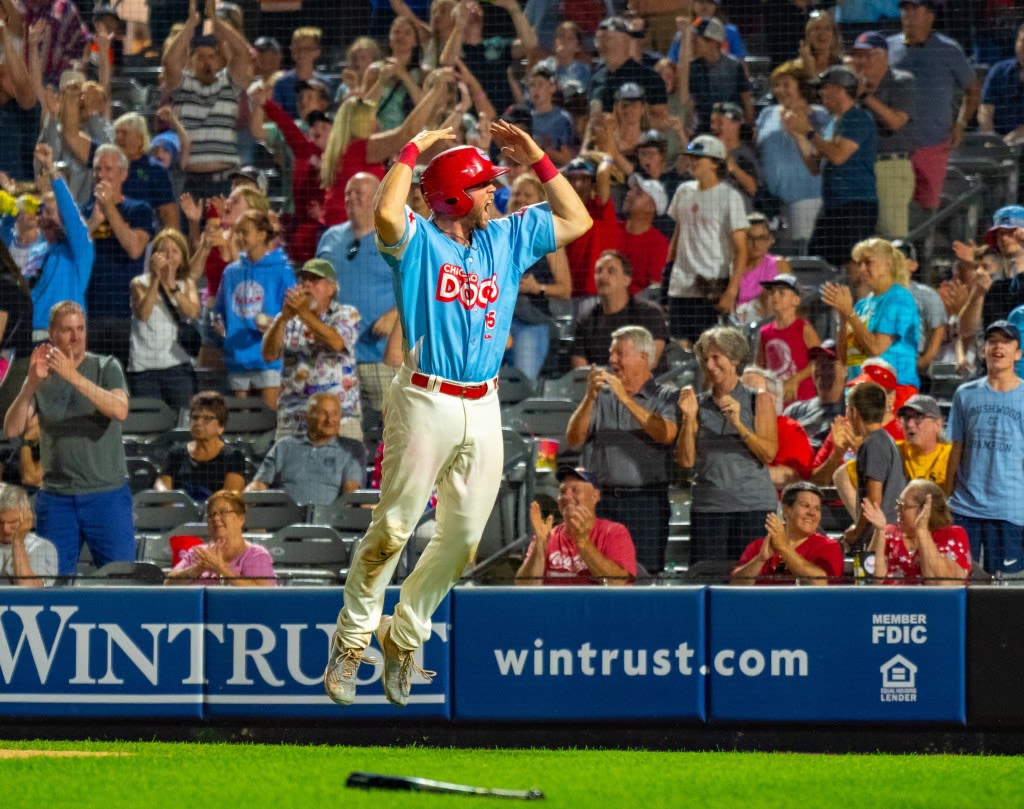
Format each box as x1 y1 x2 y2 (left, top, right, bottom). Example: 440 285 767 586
15 0 91 87
172 70 242 170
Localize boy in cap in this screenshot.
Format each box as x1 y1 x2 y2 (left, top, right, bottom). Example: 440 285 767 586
619 174 670 293
756 272 822 403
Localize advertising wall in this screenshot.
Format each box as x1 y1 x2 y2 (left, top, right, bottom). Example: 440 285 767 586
0 585 978 724
0 588 205 718
452 587 706 721
708 587 966 724
204 589 451 719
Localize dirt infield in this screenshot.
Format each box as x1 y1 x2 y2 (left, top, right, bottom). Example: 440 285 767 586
0 749 132 759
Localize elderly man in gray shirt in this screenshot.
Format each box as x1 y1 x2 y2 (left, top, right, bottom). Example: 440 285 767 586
247 393 365 506
0 484 57 586
566 325 678 574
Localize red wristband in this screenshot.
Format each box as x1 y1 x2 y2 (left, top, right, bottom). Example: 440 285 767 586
397 142 420 170
531 154 558 183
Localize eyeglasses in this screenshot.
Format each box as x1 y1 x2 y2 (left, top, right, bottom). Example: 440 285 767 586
190 413 217 422
895 500 920 511
207 509 239 519
347 240 359 260
899 412 933 423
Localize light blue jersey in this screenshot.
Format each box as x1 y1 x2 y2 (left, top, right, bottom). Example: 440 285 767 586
948 376 1024 525
378 203 556 383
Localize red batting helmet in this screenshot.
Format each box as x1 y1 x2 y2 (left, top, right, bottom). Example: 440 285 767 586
420 146 509 217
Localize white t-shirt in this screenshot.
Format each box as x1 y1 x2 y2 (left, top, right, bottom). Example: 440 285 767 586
666 180 748 298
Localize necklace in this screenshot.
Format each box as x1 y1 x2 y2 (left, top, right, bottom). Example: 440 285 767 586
433 221 473 247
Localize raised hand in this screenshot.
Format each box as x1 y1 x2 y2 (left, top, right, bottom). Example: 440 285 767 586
491 119 543 166
861 497 887 532
409 127 457 154
180 192 204 224
821 282 854 317
677 385 698 420
529 501 553 549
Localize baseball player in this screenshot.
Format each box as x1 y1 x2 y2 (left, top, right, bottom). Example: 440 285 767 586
323 123 592 707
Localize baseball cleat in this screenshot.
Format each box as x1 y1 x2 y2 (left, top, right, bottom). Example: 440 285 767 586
323 631 375 706
375 615 435 707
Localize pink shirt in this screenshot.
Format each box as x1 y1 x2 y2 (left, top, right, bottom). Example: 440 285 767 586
738 253 780 306
172 542 278 585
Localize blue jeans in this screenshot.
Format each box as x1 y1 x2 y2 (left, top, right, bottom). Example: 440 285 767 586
508 319 551 381
953 512 1024 575
36 483 136 576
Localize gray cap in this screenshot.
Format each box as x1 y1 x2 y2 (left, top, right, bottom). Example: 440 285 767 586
685 134 727 161
897 394 942 420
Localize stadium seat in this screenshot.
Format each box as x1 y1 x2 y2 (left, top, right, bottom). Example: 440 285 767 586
266 524 352 585
73 561 165 586
241 489 305 531
124 397 179 434
310 489 378 532
502 397 576 439
498 365 537 404
540 367 590 404
126 456 159 494
132 489 201 532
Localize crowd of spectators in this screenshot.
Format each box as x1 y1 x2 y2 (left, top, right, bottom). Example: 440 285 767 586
0 0 1020 586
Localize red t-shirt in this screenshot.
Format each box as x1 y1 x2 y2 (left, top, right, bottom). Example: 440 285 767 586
760 317 816 402
526 517 637 584
565 197 619 297
321 139 387 227
618 224 669 295
733 532 844 584
773 416 814 480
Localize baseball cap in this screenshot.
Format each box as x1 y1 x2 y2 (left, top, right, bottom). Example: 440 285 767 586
760 273 800 294
891 238 917 264
253 36 282 52
91 3 120 22
852 30 888 51
846 358 898 391
299 258 337 283
809 340 837 361
216 2 243 29
230 166 268 194
815 65 859 95
695 17 726 43
563 158 596 177
295 78 331 100
556 465 601 489
627 173 668 216
984 205 1024 249
637 129 668 150
149 131 180 164
984 319 1021 343
597 16 631 35
685 134 727 161
711 101 743 121
305 109 333 128
898 394 942 420
615 82 645 102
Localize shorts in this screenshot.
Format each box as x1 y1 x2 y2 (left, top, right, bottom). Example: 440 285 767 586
228 369 281 391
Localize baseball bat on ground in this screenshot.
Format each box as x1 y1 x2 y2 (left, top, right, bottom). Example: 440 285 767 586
346 771 544 800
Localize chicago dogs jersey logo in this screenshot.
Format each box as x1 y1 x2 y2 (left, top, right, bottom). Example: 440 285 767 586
436 263 500 310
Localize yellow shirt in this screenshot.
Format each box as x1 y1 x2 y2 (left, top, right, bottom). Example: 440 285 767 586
846 441 952 488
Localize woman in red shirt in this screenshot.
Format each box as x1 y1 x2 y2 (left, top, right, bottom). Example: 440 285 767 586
731 481 844 585
863 479 970 585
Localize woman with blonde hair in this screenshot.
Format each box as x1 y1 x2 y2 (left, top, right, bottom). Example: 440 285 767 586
319 69 455 226
823 236 920 388
128 227 200 409
797 10 844 76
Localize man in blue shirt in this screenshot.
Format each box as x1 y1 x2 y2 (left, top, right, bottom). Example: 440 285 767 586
317 172 398 444
887 0 979 211
948 320 1024 574
790 66 877 269
323 124 592 708
978 24 1024 143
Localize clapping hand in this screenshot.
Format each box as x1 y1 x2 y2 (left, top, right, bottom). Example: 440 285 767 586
821 282 854 318
714 393 742 430
861 498 887 532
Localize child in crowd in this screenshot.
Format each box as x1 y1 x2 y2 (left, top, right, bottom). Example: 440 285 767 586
756 272 820 404
734 213 789 323
843 381 907 552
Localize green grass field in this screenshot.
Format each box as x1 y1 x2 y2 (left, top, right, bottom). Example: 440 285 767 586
3 740 1024 808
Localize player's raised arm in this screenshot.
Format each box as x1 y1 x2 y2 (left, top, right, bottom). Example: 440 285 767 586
490 120 592 249
374 128 456 245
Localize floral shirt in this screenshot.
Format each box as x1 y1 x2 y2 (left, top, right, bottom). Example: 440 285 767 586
276 300 362 437
881 524 971 584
